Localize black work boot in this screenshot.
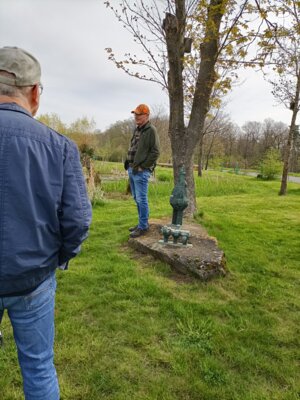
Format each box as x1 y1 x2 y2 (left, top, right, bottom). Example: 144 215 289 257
128 225 138 232
129 227 149 238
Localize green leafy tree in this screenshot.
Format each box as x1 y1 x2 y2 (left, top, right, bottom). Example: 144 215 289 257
259 148 282 180
68 116 96 135
67 116 98 157
36 112 67 134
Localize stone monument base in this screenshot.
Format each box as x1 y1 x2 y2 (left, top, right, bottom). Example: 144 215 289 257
128 219 226 281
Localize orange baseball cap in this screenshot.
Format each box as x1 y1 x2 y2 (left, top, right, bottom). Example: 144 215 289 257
131 104 150 115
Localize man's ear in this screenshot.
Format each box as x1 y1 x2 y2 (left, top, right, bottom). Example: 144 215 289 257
30 84 40 116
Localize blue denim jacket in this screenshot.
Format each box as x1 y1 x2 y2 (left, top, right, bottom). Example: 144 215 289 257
0 103 92 295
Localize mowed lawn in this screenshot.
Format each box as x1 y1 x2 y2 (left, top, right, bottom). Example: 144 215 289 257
0 165 299 400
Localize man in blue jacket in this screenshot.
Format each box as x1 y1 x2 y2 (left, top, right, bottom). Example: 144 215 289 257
0 47 92 400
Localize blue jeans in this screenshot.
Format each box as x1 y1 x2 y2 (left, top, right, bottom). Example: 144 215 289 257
0 272 59 400
128 167 151 229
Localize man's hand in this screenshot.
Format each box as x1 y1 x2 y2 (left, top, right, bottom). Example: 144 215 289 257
124 160 129 170
133 166 143 174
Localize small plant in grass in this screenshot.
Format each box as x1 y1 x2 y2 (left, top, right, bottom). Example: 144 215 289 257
176 318 214 353
201 361 227 385
259 148 282 180
89 185 105 206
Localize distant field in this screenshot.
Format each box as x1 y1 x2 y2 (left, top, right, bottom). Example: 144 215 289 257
1 163 299 400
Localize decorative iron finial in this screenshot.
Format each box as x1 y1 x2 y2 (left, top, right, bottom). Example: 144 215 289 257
170 166 188 226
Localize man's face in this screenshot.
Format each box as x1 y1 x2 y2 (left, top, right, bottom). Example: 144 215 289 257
134 113 149 127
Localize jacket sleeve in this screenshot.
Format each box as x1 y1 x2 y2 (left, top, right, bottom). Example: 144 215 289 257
140 126 160 169
58 140 92 265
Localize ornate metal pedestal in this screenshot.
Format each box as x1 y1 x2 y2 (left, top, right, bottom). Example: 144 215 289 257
160 166 192 247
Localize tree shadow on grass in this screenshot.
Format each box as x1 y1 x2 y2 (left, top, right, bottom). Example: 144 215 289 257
286 188 300 196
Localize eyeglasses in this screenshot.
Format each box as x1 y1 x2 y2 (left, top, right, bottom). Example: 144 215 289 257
38 83 43 95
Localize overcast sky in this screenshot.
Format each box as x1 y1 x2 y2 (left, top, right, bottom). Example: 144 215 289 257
0 0 292 131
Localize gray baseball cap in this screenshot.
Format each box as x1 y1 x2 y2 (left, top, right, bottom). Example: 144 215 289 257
0 46 41 86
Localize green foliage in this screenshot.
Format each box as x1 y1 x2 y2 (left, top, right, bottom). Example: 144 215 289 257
108 148 125 162
79 143 95 158
156 169 173 182
88 185 105 207
37 112 67 133
259 148 282 180
37 113 97 137
69 116 96 135
207 157 224 170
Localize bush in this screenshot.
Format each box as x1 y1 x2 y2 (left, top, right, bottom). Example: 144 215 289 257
259 149 282 180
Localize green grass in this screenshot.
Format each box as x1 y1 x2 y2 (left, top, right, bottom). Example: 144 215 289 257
1 165 299 399
95 160 125 175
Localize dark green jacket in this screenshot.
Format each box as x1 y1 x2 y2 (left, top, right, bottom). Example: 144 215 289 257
133 122 160 170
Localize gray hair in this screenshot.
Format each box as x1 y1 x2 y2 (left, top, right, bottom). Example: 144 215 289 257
0 70 32 97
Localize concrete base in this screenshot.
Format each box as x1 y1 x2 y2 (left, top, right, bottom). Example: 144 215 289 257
128 219 227 281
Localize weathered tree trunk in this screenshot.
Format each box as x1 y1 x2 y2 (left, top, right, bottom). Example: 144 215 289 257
279 71 300 195
163 4 190 208
164 0 225 217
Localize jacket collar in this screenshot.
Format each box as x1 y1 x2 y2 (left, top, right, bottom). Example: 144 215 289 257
136 121 151 132
0 102 32 118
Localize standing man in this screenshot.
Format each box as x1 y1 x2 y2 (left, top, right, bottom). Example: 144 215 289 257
124 104 160 238
0 47 92 400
